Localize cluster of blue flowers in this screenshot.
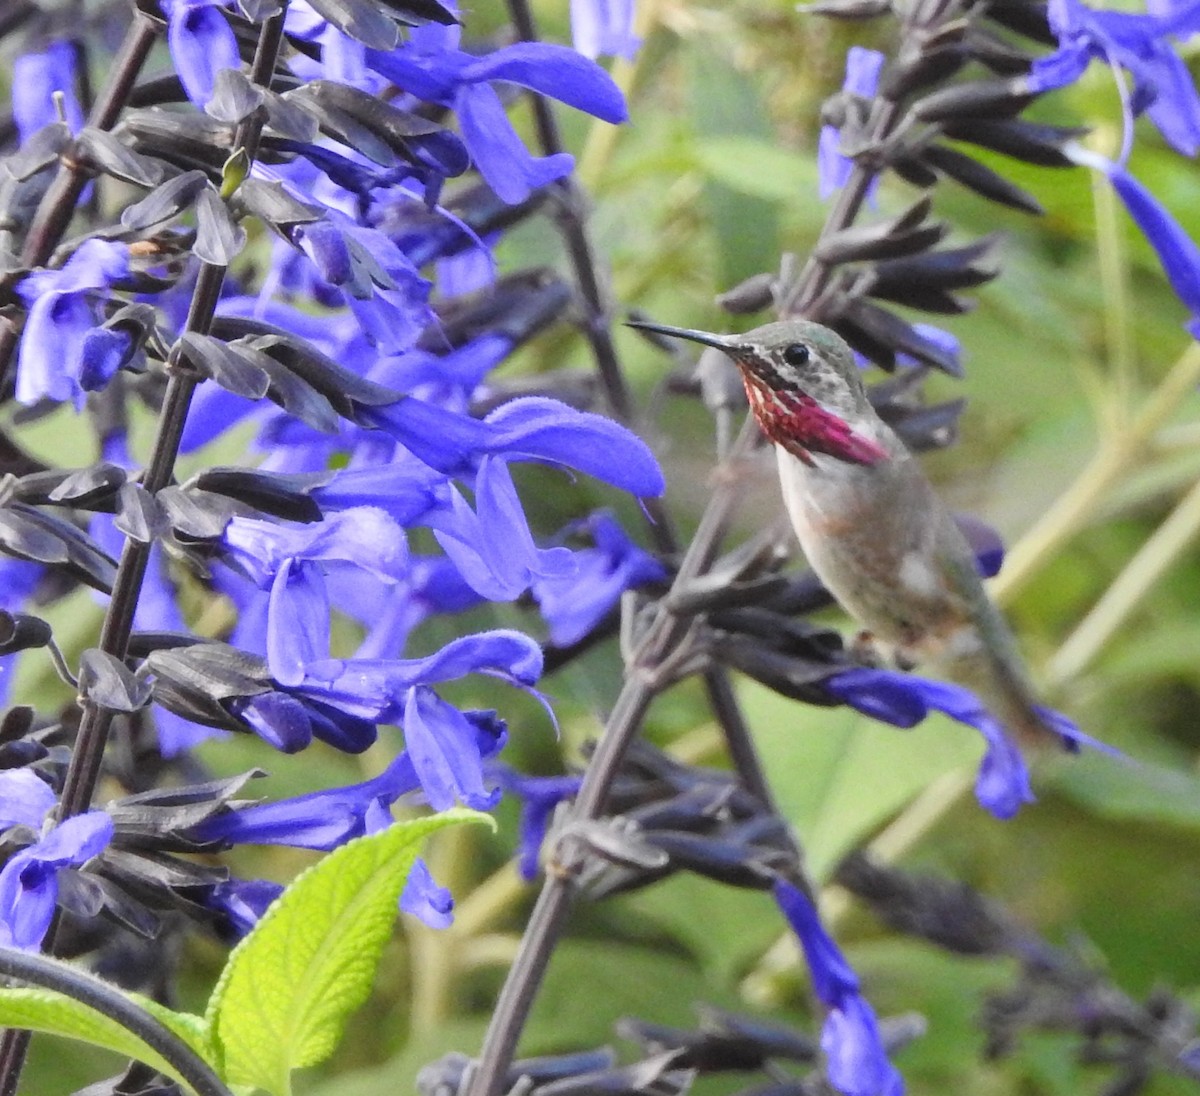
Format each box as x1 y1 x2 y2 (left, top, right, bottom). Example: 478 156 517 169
3 0 670 951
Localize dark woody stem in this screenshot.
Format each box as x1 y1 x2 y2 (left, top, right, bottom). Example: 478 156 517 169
501 0 767 803
467 10 923 1093
0 16 159 386
0 9 289 1096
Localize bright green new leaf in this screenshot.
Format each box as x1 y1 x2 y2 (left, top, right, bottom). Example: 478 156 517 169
0 984 212 1092
206 811 491 1096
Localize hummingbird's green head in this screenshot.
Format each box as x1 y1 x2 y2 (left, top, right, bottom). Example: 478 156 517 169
628 318 888 466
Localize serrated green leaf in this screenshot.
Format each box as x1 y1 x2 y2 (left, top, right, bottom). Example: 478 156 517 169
0 985 211 1092
206 811 492 1096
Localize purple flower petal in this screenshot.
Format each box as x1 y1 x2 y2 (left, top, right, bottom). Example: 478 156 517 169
571 0 641 61
11 41 84 141
268 559 332 686
455 82 575 204
403 686 501 811
774 881 903 1096
823 669 1039 819
0 770 57 829
163 0 242 107
0 812 114 951
297 629 544 721
400 857 455 928
462 43 628 124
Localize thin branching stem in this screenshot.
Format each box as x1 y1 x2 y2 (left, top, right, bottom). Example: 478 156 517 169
503 0 772 804
465 23 922 1080
0 16 159 385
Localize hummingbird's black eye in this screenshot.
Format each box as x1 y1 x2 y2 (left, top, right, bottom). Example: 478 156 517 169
782 343 810 367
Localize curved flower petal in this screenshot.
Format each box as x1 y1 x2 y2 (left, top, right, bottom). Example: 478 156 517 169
164 0 242 107
403 686 501 811
462 43 628 123
400 857 454 928
455 82 575 204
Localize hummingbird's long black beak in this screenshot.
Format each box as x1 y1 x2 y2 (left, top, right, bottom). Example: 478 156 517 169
625 319 736 353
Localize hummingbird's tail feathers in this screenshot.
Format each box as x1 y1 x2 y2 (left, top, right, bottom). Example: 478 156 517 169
949 649 1059 749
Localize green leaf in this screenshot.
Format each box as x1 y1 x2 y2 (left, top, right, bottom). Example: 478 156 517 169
689 47 783 285
206 811 491 1096
1048 749 1200 829
692 137 817 203
0 984 211 1092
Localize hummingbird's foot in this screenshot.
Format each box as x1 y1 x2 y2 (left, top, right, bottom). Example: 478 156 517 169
849 630 919 671
849 630 885 667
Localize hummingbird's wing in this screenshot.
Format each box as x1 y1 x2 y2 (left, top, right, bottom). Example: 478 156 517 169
928 508 1059 746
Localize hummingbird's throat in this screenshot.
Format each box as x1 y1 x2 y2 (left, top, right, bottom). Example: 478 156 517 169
740 373 889 466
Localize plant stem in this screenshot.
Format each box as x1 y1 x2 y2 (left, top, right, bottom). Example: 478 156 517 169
0 16 159 385
0 949 232 1096
466 5 964 1088
993 341 1200 604
0 9 289 1095
1046 472 1200 686
504 0 775 803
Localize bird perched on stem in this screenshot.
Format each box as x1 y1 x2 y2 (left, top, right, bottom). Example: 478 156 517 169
629 317 1063 748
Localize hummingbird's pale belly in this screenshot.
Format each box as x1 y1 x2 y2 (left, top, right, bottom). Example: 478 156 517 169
775 447 978 660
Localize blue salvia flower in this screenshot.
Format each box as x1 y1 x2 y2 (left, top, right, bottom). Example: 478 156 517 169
774 880 904 1096
15 240 130 407
400 859 455 929
1068 145 1200 336
532 512 667 647
571 0 641 61
823 668 1034 819
286 214 436 353
290 632 543 725
205 878 284 938
1031 0 1200 155
159 0 242 107
0 771 113 951
362 395 666 494
490 766 583 880
424 458 577 601
819 47 885 199
363 31 627 203
10 41 84 140
823 669 1115 819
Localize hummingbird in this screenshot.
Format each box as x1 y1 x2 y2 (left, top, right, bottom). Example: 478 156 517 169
630 317 1060 746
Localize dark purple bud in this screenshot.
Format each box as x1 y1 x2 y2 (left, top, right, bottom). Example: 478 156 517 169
717 272 777 314
941 118 1088 167
912 77 1036 122
835 299 965 374
919 144 1044 213
0 612 52 655
814 198 949 264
